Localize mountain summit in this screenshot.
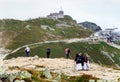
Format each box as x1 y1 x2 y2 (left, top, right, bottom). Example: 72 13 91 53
79 21 102 32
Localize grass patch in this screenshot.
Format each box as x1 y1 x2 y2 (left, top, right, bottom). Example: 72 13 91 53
1 17 92 49
5 42 120 67
69 74 99 82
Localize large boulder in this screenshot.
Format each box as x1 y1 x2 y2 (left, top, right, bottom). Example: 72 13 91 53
43 68 52 79
0 66 8 78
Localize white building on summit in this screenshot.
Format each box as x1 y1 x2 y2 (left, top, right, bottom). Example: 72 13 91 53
47 9 64 20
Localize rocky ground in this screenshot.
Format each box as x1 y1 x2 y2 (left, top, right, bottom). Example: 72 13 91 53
1 56 120 81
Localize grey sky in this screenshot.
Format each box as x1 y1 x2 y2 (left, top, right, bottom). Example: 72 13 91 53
0 0 120 31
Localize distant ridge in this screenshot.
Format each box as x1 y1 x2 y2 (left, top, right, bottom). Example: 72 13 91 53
79 21 102 32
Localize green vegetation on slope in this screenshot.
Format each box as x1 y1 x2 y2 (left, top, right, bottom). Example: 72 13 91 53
5 42 120 67
0 16 92 49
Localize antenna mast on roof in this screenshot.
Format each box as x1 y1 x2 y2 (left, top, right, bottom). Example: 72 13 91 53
60 5 63 11
60 0 63 11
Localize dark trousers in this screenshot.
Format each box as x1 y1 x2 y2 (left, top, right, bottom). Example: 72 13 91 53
66 53 69 59
81 61 84 66
26 51 29 57
47 52 50 58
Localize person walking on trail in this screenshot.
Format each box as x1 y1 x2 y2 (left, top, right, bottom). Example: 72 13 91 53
25 45 30 57
46 47 51 58
65 48 70 59
74 53 84 71
84 53 90 70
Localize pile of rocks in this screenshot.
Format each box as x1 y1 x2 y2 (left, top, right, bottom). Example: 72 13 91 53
0 66 31 82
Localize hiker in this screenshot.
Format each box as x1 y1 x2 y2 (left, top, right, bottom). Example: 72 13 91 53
25 45 30 57
46 47 51 58
75 53 84 70
84 53 90 70
74 53 79 63
65 48 70 58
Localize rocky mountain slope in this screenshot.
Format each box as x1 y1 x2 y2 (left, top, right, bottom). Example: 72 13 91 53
0 16 120 82
0 16 92 50
79 21 102 32
0 16 120 68
1 57 120 82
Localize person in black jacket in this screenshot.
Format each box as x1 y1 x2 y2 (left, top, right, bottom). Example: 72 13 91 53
75 53 79 63
46 47 51 58
75 53 84 70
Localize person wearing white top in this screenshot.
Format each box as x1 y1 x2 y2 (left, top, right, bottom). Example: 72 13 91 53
25 45 30 57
